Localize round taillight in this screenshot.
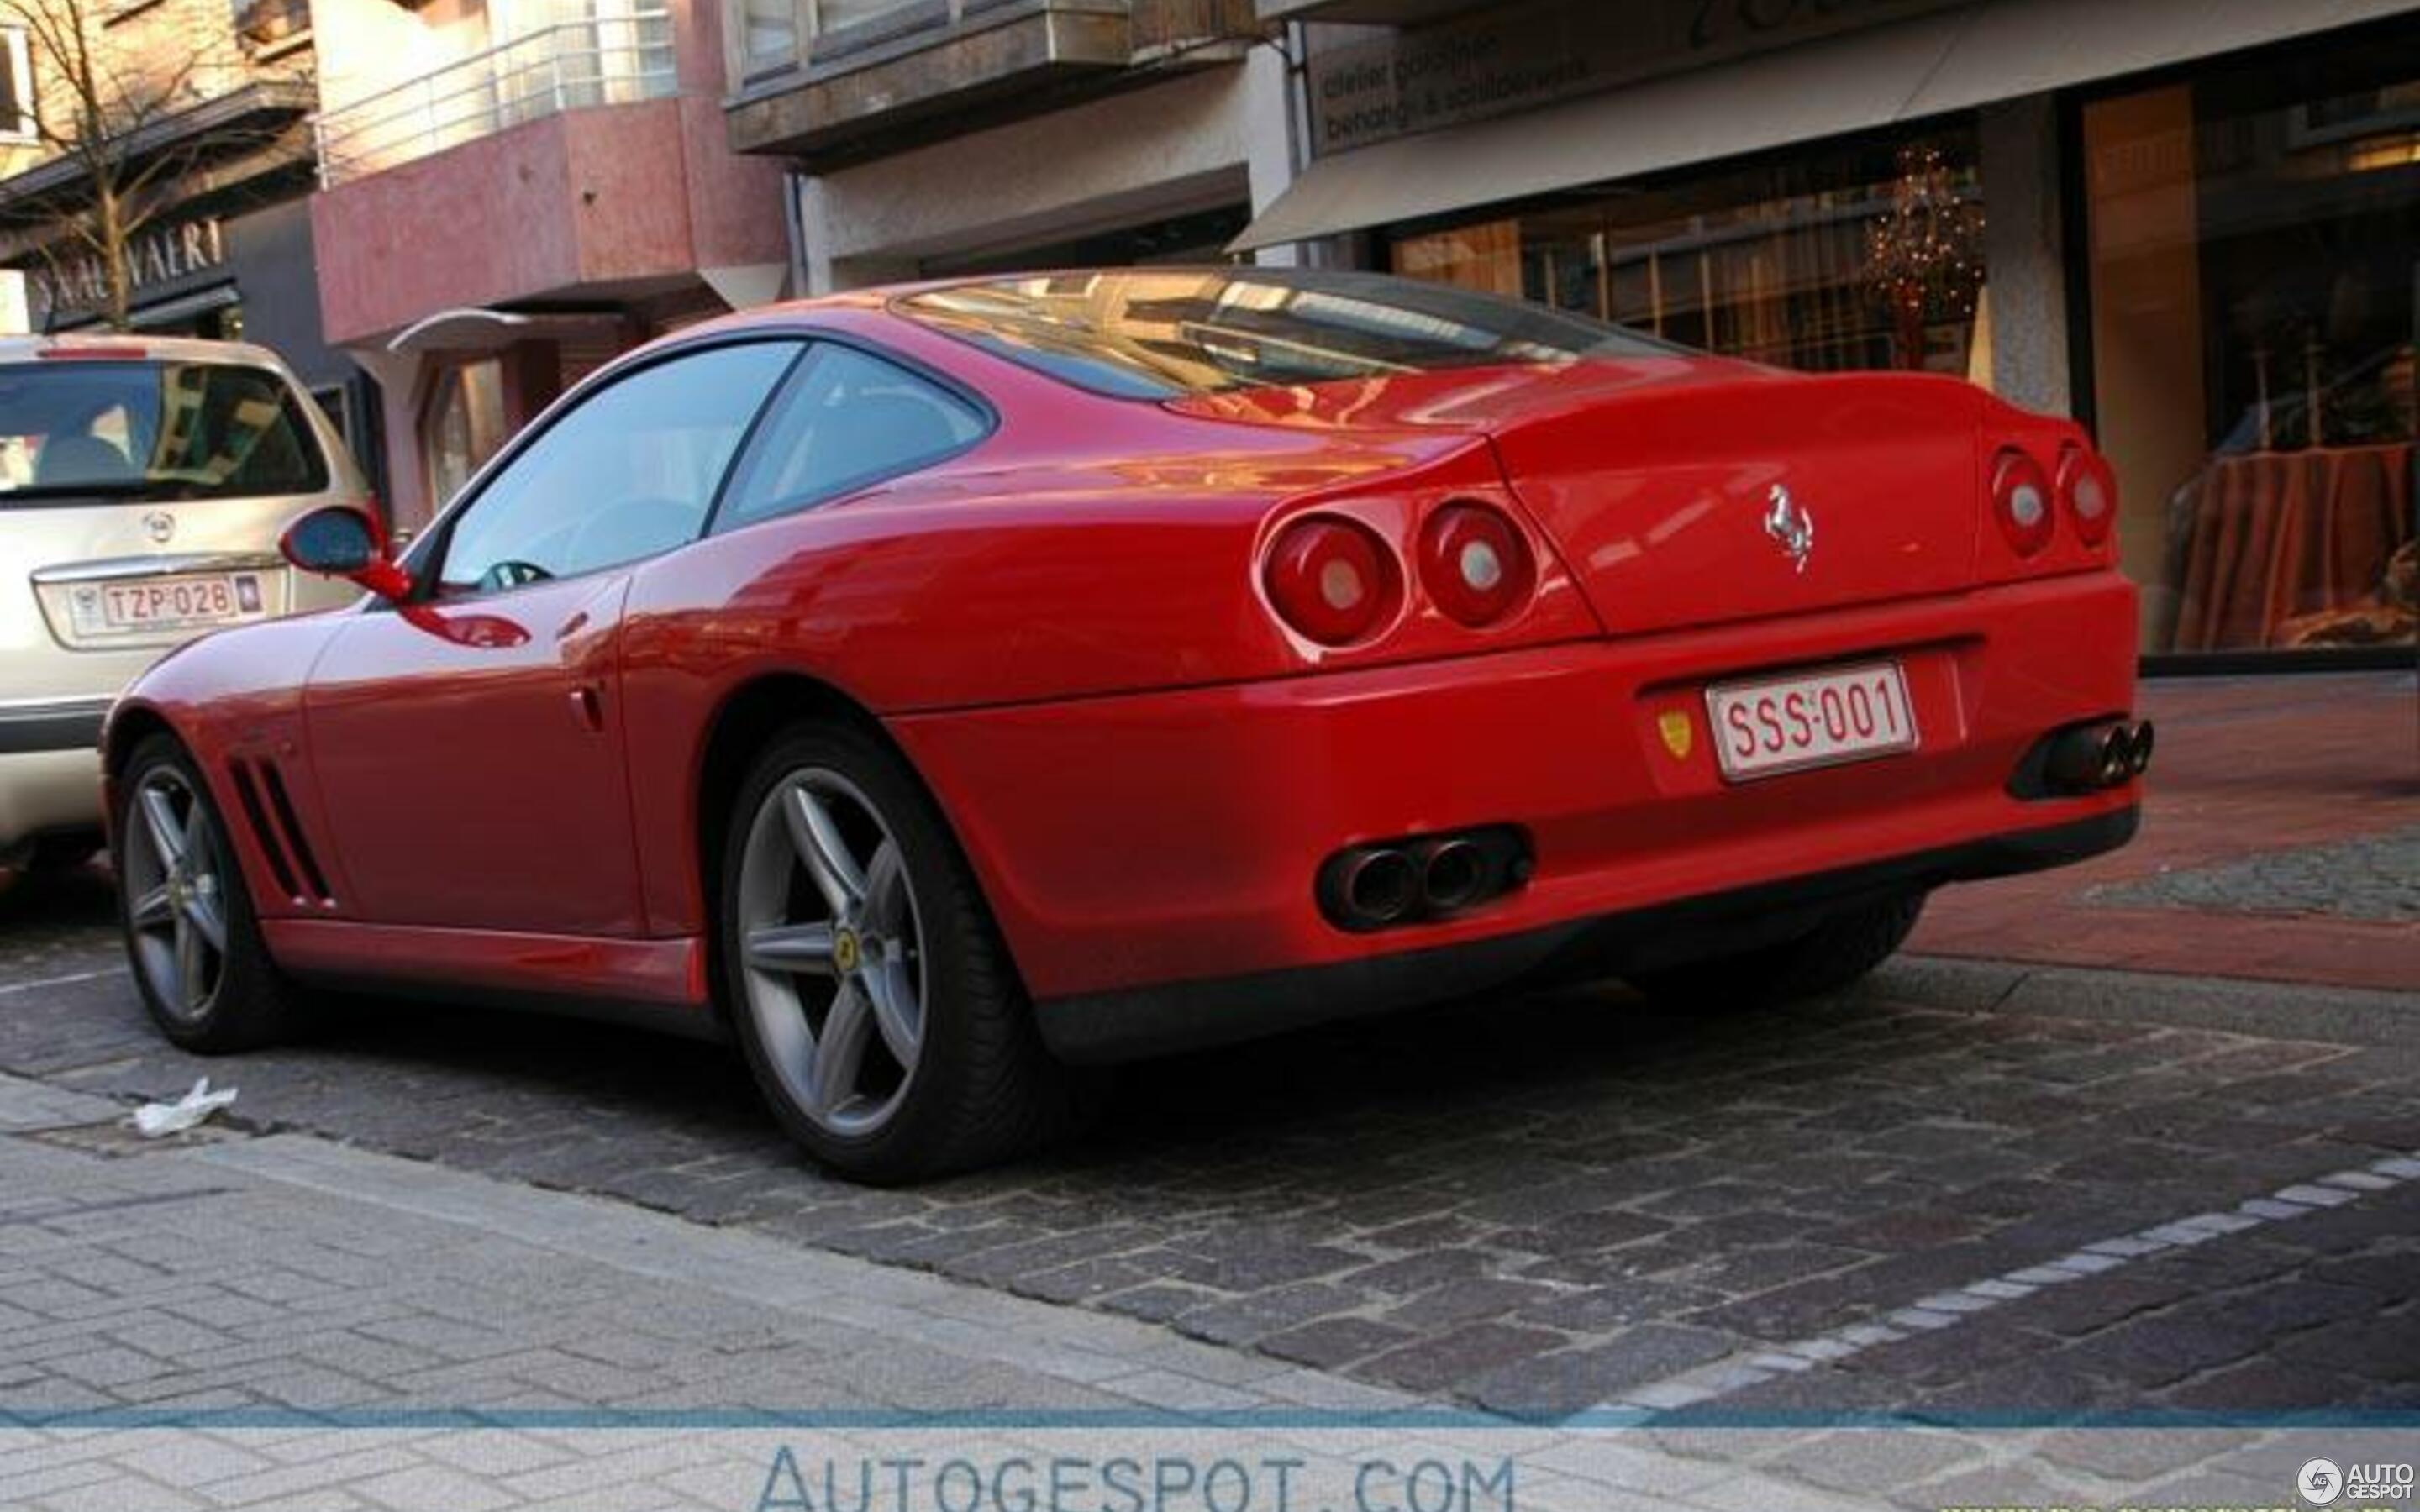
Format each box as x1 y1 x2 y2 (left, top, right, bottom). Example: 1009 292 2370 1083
1263 517 1398 646
1992 449 2055 557
1418 503 1537 627
2057 444 2117 549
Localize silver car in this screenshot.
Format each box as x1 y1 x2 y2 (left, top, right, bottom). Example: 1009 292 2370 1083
1 333 369 869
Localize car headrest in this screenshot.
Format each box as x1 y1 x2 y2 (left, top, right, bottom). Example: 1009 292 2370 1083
35 434 136 488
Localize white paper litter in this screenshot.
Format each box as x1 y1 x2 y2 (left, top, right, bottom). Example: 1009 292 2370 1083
130 1078 239 1137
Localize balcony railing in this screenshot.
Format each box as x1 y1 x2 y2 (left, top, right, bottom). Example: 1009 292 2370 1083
314 12 676 188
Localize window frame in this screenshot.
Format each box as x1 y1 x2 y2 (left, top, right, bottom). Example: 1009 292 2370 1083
2 27 36 144
404 334 809 606
703 333 997 538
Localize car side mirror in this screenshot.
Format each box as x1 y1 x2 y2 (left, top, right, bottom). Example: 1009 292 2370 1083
281 504 412 601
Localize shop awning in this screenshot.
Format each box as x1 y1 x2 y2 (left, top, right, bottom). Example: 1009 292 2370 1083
1230 0 2420 251
383 307 630 354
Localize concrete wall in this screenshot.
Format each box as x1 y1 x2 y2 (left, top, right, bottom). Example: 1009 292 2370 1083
1978 93 2071 418
801 51 1292 290
309 0 785 341
313 98 688 344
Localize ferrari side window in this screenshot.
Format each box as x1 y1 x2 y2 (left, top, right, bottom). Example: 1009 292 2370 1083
713 344 987 533
438 341 802 596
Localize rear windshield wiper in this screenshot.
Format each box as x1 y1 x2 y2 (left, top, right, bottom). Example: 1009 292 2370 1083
0 481 208 504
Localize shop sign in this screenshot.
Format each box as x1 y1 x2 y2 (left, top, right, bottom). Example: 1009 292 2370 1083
1308 0 1974 156
29 216 227 320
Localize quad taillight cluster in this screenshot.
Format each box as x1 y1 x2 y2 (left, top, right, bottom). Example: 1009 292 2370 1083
1992 443 2117 557
1263 502 1538 646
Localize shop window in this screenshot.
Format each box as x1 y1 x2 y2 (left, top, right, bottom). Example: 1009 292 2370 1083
2 27 34 144
1389 129 1987 381
422 358 510 511
2084 45 2418 655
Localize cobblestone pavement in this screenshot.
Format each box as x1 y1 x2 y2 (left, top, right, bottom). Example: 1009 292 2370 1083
3 1082 2412 1512
2093 824 2420 922
4 865 2417 1433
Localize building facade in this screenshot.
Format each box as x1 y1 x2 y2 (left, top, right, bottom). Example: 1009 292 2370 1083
1240 0 2420 666
305 0 792 524
0 0 372 453
719 0 1293 292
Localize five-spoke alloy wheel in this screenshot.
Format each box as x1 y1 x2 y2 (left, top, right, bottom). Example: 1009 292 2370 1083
720 722 1080 1182
123 764 231 1024
115 736 299 1052
735 767 929 1138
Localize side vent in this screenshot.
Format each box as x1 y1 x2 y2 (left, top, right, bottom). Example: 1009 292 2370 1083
226 759 299 901
259 762 334 904
227 757 335 906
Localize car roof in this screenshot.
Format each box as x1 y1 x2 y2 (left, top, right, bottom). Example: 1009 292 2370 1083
0 331 296 370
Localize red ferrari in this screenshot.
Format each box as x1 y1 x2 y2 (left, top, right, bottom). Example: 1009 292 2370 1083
104 270 2145 1180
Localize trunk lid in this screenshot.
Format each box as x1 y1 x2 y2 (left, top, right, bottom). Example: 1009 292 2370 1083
1173 356 1987 637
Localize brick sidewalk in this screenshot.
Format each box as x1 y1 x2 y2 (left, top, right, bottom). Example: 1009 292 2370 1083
3 1075 2410 1511
1912 671 2419 991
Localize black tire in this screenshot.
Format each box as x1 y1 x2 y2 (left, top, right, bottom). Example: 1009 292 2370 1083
114 735 303 1053
718 721 1086 1183
1628 890 1926 1011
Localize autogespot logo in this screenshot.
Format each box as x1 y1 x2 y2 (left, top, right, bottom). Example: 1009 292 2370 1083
2302 1457 2417 1506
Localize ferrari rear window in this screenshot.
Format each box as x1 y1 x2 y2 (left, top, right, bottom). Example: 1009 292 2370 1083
0 359 329 506
892 269 1676 399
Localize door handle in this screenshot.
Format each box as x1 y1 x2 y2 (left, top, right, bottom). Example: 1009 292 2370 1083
569 685 605 732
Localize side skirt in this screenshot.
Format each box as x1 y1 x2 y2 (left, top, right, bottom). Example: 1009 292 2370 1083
263 919 722 1039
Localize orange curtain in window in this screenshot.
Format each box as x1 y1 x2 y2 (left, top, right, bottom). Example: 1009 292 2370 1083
2168 443 2415 650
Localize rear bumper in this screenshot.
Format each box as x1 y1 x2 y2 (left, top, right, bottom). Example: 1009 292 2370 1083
1038 806 2135 1063
0 746 106 850
886 570 2140 1054
0 696 112 755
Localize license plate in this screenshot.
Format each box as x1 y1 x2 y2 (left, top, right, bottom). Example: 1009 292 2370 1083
1706 660 1918 781
69 574 266 636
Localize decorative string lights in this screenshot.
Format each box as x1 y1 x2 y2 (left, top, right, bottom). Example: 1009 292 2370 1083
1865 142 1986 369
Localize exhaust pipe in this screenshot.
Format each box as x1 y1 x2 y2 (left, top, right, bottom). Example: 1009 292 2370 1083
2127 719 2154 776
1338 848 1420 927
2096 724 2133 788
1419 838 1488 913
1317 826 1533 931
2039 719 2154 795
2045 723 2114 790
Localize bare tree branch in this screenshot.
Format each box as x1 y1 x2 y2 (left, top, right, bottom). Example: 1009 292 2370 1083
3 0 282 328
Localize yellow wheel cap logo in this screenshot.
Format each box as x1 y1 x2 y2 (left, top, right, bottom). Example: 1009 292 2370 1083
1658 710 1694 760
832 929 860 974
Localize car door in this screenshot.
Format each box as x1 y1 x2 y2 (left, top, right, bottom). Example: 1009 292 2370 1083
302 340 802 934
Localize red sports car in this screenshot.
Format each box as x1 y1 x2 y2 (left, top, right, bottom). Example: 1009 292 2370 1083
104 270 2145 1180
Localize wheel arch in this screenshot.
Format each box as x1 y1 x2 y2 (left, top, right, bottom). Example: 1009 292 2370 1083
690 671 1020 1013
102 702 182 783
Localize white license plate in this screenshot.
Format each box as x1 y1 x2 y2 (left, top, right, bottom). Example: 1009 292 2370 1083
1706 661 1918 781
71 574 266 636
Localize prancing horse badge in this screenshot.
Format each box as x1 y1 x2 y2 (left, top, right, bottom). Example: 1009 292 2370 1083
1658 709 1694 760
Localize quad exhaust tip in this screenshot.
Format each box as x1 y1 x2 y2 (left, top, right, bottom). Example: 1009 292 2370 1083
2042 717 2155 794
1338 848 1421 927
1319 827 1531 932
